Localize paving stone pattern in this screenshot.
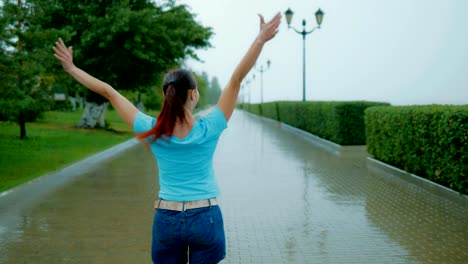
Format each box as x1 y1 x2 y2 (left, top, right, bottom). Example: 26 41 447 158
0 110 466 264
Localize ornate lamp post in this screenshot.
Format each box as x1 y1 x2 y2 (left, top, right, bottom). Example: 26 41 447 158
285 7 324 101
255 60 270 104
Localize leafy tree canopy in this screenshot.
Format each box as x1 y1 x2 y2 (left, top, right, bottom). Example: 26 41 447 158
37 0 213 102
0 0 213 137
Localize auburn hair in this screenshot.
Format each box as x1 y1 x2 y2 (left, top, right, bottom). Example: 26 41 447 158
137 69 197 142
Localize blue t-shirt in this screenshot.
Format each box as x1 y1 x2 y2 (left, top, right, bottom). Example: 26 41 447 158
133 106 227 202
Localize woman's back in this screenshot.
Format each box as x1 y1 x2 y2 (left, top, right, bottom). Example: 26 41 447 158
133 106 227 202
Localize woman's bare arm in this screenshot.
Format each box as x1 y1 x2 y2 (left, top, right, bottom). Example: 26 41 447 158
53 38 138 127
217 13 281 121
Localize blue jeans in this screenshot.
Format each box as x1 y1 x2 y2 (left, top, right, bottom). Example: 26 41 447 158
151 205 226 264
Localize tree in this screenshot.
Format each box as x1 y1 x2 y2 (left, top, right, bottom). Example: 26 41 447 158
36 0 213 127
209 76 222 105
142 71 221 110
143 86 163 111
193 71 222 108
193 71 209 108
0 0 69 139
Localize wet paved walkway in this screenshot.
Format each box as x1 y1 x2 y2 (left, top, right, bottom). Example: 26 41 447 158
0 110 467 263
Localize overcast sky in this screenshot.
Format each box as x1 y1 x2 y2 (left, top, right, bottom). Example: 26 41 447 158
179 0 467 105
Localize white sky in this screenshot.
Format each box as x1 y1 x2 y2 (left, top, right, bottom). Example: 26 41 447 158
180 0 468 105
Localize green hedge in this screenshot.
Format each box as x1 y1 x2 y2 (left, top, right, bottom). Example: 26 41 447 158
365 105 468 194
244 101 389 145
260 102 279 120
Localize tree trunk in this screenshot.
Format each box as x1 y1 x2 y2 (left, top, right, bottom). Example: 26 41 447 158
69 96 77 112
137 101 144 111
137 92 144 111
97 102 108 128
76 91 84 109
19 118 26 140
77 101 108 128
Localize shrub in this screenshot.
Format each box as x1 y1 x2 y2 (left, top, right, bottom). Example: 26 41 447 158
247 103 262 116
261 102 280 121
365 105 468 194
243 101 388 145
51 100 73 112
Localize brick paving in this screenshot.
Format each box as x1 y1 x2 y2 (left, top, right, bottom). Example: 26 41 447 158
0 110 467 263
215 112 467 264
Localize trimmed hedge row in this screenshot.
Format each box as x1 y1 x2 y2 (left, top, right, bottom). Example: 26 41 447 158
240 101 389 145
365 105 468 194
243 103 262 116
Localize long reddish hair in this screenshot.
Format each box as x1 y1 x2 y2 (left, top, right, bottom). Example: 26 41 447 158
137 69 197 142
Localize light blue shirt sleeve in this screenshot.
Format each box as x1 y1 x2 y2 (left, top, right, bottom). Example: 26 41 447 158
133 111 156 134
202 106 228 138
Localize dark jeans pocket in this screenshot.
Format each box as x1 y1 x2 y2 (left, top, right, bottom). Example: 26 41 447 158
153 213 176 246
189 208 224 246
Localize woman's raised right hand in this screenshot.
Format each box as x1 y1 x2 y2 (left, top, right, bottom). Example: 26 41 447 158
53 38 75 72
257 13 281 45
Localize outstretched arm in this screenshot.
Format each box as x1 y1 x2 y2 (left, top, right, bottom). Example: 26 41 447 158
53 38 138 127
217 13 281 121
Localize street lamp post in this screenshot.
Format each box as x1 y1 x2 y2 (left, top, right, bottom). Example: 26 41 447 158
248 74 255 104
255 60 270 104
240 74 255 105
240 83 246 104
285 7 324 102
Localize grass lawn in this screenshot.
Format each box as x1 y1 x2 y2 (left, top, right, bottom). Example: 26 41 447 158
0 109 158 193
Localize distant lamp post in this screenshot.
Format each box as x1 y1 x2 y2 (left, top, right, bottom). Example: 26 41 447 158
240 83 246 104
285 7 324 102
249 74 255 104
241 74 255 105
255 60 271 104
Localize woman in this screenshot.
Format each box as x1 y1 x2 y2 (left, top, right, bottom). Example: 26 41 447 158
53 12 281 264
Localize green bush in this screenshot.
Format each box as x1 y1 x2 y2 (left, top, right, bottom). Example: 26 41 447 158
51 100 73 112
365 105 468 194
247 103 262 116
261 102 280 121
143 91 162 111
243 101 388 145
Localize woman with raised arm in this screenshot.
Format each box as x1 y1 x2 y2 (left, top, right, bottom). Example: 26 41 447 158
53 12 280 264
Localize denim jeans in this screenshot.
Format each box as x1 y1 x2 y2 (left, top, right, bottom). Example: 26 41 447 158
151 205 226 264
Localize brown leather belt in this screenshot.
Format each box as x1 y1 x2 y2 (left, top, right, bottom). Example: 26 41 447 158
155 198 218 211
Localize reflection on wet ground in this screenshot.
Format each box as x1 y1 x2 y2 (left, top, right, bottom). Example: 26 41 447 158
216 112 467 264
0 143 158 263
0 110 467 263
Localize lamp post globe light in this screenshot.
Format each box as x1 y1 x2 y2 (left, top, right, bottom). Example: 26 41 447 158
285 7 324 102
255 60 271 104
